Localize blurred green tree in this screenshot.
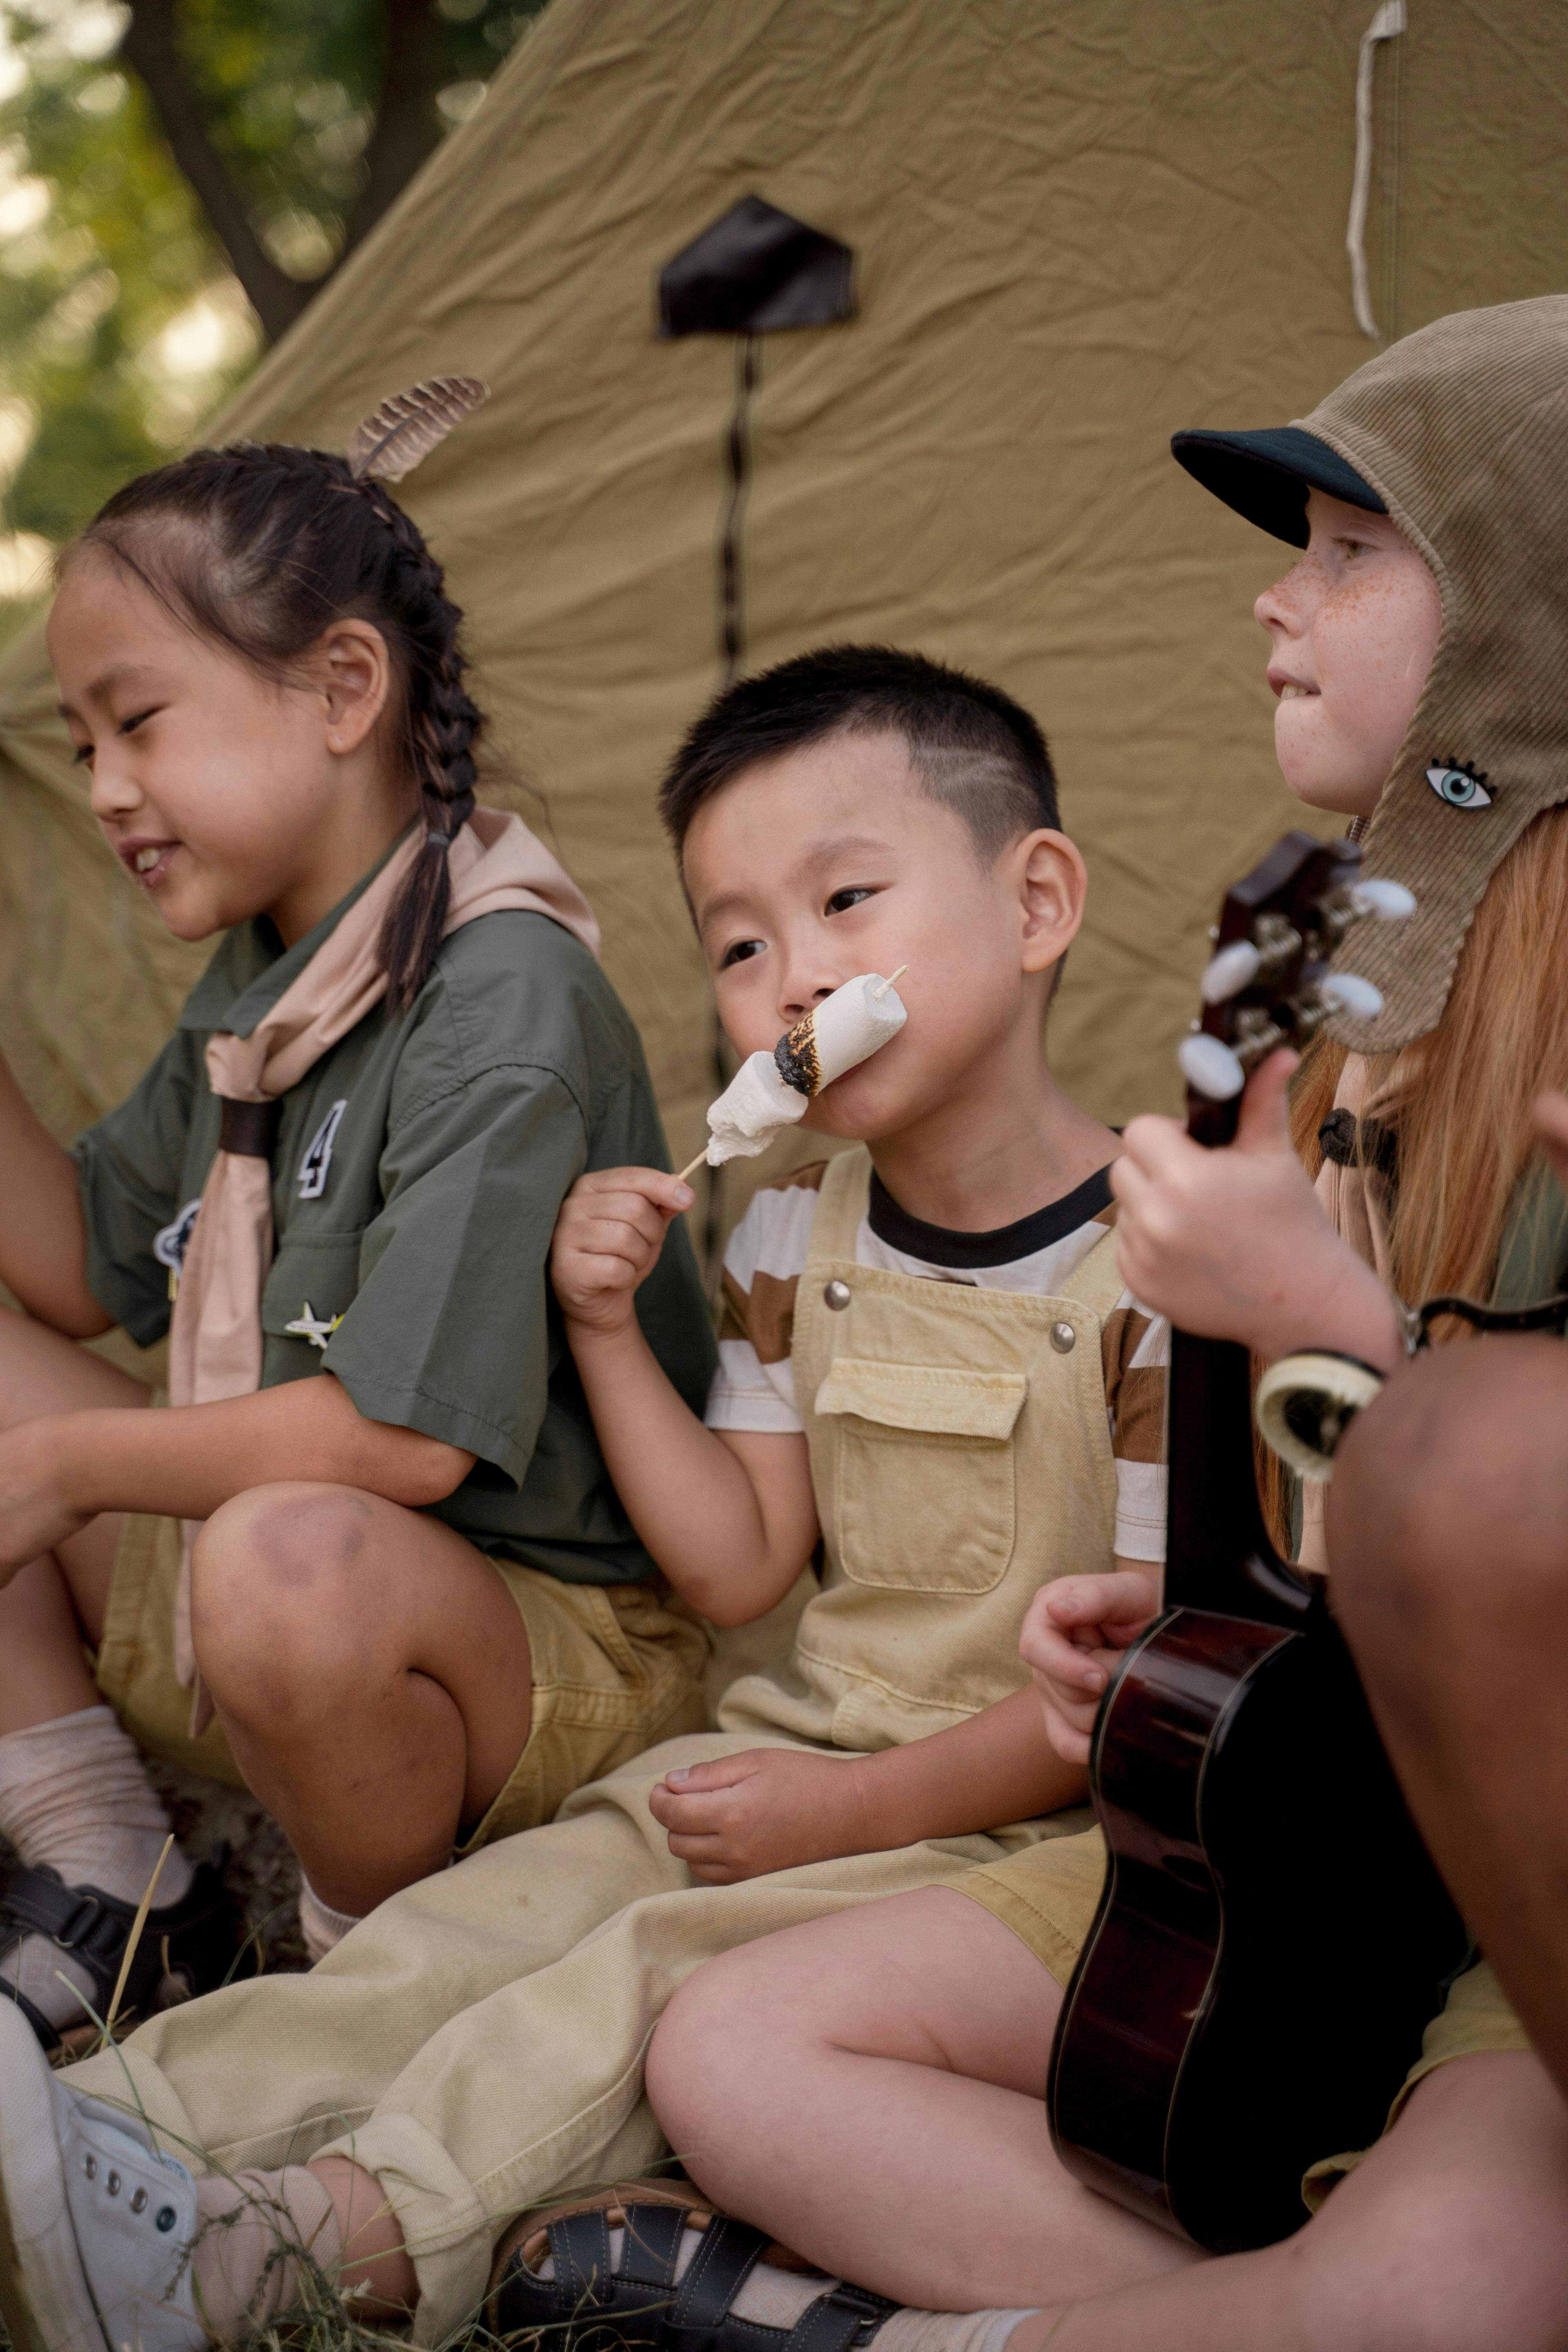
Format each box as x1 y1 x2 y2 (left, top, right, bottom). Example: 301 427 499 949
0 0 545 591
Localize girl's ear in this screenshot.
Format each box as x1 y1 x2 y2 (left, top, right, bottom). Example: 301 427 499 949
317 618 394 755
1016 828 1087 973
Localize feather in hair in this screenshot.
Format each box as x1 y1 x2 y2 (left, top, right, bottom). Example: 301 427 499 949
347 376 490 484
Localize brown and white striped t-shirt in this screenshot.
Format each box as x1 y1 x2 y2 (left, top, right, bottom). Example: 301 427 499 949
704 1160 1169 1563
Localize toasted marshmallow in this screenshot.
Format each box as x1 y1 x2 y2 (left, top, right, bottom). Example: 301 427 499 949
704 1052 809 1163
702 971 909 1167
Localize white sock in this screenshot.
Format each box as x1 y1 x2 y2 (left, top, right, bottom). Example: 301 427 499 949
538 2221 1039 2347
297 1877 361 1965
0 1705 193 2031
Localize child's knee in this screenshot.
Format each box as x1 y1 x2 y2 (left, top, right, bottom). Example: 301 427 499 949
650 1943 811 2146
191 1484 382 1708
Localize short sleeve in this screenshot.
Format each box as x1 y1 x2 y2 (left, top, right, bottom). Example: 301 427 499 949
322 1056 587 1483
702 1174 823 1435
1102 1296 1170 1563
70 1030 205 1347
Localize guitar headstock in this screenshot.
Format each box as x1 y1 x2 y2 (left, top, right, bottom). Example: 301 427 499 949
1178 831 1415 1148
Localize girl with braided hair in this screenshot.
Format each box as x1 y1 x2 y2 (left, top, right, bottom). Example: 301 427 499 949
0 405 717 2051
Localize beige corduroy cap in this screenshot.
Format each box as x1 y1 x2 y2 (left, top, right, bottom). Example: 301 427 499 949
1174 295 1568 1053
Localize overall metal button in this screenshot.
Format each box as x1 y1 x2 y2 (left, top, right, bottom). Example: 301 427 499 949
131 2189 148 2214
1049 1321 1076 1354
823 1279 852 1311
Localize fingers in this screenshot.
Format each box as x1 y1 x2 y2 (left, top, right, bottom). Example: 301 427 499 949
1037 1572 1160 1632
569 1166 695 1219
649 1780 742 1836
662 1756 754 1793
1233 1048 1300 1156
1019 1616 1110 1697
1114 1112 1192 1186
561 1196 680 1258
1038 1702 1092 1768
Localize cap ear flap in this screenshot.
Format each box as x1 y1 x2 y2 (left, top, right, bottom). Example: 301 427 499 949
347 376 490 484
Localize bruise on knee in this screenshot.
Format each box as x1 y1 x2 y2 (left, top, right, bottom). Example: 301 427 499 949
197 1485 374 1596
189 1486 380 1706
251 1490 374 1588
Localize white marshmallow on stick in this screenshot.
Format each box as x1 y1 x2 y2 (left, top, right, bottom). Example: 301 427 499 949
677 968 908 1182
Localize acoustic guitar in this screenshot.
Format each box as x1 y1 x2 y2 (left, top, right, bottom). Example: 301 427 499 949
1046 831 1469 2254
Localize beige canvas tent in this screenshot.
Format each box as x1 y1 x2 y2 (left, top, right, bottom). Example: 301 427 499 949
2 0 1565 1332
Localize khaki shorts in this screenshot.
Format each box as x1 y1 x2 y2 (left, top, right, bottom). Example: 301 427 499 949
953 1830 1532 2206
94 1510 711 1847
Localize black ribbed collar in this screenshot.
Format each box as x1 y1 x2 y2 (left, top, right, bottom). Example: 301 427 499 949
867 1162 1116 1270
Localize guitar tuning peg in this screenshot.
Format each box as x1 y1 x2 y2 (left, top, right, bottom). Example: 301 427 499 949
1199 940 1261 1004
1178 1032 1246 1101
1348 878 1416 921
1319 972 1384 1018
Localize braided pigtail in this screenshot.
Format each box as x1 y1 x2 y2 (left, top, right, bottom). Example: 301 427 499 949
73 425 489 1014
358 482 485 1009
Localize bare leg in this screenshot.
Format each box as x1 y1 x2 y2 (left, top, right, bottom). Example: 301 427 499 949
189 1483 534 1916
653 1892 1568 2348
649 1886 1198 2310
1328 1336 1568 2099
1006 2053 1568 2352
311 2157 417 2316
0 1310 148 1735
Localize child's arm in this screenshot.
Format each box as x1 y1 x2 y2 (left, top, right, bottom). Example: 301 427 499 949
0 1372 473 1576
648 1686 1089 1884
1113 1050 1405 1371
0 1050 112 1338
551 1168 819 1625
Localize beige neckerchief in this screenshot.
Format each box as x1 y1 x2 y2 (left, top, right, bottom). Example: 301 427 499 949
167 807 598 1719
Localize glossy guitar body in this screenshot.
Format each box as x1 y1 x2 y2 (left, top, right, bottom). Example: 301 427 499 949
1046 837 1468 2254
1049 1579 1467 2251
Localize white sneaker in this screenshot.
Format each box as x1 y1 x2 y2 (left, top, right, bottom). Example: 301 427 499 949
0 1999 206 2352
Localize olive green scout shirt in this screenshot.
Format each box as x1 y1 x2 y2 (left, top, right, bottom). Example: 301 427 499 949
72 877 716 1586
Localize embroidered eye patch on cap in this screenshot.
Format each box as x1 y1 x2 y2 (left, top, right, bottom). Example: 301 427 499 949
1169 426 1385 549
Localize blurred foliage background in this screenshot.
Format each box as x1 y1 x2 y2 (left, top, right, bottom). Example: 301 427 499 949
0 0 548 642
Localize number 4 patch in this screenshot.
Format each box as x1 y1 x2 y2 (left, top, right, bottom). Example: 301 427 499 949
298 1100 347 1200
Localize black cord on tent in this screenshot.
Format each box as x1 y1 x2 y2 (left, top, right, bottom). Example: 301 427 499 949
658 194 857 1276
719 334 759 683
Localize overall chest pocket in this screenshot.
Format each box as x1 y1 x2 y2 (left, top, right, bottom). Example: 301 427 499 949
815 1357 1027 1594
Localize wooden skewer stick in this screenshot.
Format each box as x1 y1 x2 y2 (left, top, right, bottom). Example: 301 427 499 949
871 963 909 1002
676 1148 711 1186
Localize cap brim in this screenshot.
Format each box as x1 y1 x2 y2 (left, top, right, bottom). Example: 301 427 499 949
1170 426 1385 548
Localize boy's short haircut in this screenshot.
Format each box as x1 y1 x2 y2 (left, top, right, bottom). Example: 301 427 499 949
659 644 1060 860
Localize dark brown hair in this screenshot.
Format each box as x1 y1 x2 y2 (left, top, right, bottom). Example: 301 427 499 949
73 441 484 1010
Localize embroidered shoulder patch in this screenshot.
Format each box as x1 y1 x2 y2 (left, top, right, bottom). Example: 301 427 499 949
298 1100 348 1200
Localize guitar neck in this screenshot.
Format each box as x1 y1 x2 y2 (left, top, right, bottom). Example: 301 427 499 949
1163 1089 1310 1627
1163 1329 1303 1623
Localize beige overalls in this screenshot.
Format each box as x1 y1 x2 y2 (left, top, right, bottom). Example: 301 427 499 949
65 1149 1127 2343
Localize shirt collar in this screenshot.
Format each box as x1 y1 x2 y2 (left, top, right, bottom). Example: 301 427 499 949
176 833 407 1038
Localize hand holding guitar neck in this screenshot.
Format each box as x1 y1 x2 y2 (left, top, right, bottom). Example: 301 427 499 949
1112 835 1411 1368
1175 831 1409 1143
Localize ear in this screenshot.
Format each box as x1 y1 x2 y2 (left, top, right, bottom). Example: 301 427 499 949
314 618 394 756
1013 828 1087 974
